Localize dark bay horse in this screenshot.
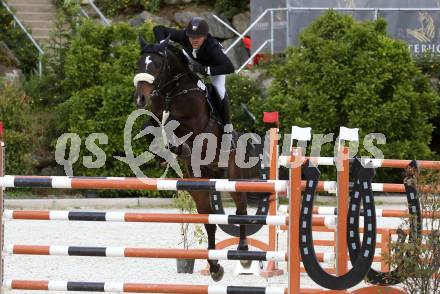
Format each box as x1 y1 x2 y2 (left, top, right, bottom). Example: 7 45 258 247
133 35 256 281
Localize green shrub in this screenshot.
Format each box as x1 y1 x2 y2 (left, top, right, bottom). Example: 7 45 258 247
55 20 169 197
174 191 206 248
414 53 440 157
0 82 35 175
94 0 160 17
386 170 440 294
144 0 161 13
0 4 39 74
54 0 64 8
22 11 78 107
227 74 263 133
250 11 439 162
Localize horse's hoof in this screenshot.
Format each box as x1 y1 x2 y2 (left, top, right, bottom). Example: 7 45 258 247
240 259 252 269
210 265 224 282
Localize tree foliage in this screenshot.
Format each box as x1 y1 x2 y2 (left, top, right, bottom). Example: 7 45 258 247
55 20 170 196
415 53 440 157
250 11 439 161
23 8 82 107
0 82 35 175
0 4 39 74
94 0 161 16
227 74 263 133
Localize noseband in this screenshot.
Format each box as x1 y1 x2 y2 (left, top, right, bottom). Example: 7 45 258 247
133 50 170 99
134 49 205 148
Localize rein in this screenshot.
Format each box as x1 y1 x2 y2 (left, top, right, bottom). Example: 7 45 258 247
151 51 204 112
135 49 209 149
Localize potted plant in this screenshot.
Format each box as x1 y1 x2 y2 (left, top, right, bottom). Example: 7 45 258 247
173 190 206 273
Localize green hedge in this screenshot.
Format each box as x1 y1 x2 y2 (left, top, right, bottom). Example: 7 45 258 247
92 0 248 20
94 0 161 16
0 4 39 74
414 54 440 157
228 74 263 133
0 82 35 175
249 11 439 162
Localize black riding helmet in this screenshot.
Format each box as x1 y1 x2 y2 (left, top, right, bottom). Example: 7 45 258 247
185 17 209 38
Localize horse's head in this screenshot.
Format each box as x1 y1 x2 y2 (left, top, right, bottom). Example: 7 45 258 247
133 34 170 109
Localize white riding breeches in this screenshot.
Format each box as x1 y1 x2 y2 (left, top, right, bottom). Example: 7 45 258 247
210 75 226 100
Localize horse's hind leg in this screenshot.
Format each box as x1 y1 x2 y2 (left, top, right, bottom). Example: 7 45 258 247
230 191 252 268
190 191 224 282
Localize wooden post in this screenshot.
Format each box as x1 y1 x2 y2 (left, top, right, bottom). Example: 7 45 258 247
262 128 284 277
0 121 4 285
289 147 302 294
381 229 390 272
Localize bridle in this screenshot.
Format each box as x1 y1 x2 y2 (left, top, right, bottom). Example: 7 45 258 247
133 48 204 147
133 50 169 103
134 49 203 112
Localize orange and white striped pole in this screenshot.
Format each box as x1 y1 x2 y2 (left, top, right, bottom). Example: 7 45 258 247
278 156 440 170
312 207 440 218
373 159 440 169
264 127 284 276
381 229 391 272
336 146 349 276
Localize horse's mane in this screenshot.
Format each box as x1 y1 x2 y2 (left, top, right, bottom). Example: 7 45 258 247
166 44 189 66
166 44 201 81
140 42 199 80
140 42 185 63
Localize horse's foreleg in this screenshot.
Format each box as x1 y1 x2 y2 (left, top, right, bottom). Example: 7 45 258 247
237 215 249 251
190 191 224 281
231 192 252 268
231 192 249 250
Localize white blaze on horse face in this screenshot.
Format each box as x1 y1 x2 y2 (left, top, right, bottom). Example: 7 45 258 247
145 56 152 72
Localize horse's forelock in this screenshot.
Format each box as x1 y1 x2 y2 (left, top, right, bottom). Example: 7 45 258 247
139 44 193 77
140 43 162 55
140 42 188 65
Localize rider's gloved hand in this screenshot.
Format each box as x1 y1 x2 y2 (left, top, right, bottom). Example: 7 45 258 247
189 61 208 76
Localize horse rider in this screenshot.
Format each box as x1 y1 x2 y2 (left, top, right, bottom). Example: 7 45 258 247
153 17 235 132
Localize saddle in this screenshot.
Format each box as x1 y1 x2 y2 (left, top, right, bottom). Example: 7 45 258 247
208 85 245 151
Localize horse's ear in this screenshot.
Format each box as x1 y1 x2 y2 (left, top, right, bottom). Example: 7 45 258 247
158 35 170 53
139 33 148 50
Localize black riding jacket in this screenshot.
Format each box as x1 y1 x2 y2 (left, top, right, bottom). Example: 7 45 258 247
153 25 235 76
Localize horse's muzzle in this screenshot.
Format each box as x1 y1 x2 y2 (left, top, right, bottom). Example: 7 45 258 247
135 92 148 109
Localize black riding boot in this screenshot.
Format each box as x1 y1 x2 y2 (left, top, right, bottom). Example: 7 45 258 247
219 93 236 150
220 93 233 131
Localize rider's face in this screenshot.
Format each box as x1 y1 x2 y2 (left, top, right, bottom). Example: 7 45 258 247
189 35 206 49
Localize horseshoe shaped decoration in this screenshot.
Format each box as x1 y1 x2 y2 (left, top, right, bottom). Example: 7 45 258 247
347 160 422 285
210 162 270 237
299 159 377 290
